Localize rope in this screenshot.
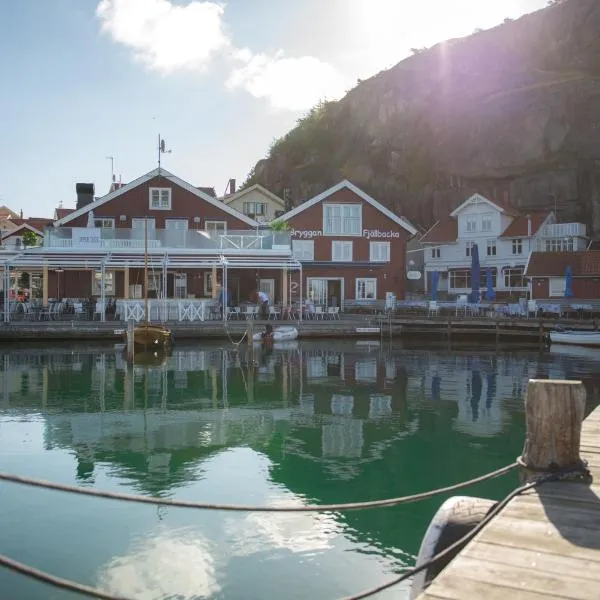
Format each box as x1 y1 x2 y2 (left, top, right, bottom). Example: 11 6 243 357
0 464 587 600
223 322 248 346
342 463 591 600
0 462 517 512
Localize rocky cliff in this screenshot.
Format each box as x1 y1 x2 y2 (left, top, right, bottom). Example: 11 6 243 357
245 0 600 236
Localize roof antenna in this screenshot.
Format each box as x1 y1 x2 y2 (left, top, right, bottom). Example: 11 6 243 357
106 156 115 184
157 134 172 172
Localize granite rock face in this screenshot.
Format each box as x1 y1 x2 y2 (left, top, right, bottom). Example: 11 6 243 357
247 0 600 235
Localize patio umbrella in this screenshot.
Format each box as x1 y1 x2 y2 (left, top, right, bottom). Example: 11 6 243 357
470 243 480 304
486 269 495 301
564 265 573 298
430 271 440 301
87 210 95 228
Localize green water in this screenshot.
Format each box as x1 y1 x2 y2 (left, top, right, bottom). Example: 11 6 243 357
1 340 599 600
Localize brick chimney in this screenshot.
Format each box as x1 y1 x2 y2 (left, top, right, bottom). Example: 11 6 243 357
229 178 236 195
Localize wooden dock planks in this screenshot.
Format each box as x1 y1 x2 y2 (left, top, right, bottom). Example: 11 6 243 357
418 404 600 599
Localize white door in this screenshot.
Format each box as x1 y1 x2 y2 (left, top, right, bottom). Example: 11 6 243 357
259 278 275 302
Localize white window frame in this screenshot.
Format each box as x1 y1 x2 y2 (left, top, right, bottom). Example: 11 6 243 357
149 187 172 210
486 239 497 256
332 240 353 262
165 218 189 231
431 247 441 259
481 213 493 232
243 201 266 216
292 240 314 261
132 217 156 231
205 220 227 235
549 277 566 297
92 270 114 296
466 215 477 233
174 272 187 299
512 238 523 255
465 241 474 257
369 241 390 262
93 218 115 229
323 203 362 236
504 267 526 289
356 277 377 300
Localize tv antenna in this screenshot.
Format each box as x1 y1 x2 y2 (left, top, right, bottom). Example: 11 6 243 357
106 156 115 183
157 135 171 170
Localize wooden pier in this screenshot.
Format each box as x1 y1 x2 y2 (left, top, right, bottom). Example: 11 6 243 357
418 382 600 600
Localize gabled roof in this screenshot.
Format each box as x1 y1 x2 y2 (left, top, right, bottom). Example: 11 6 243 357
525 251 600 277
54 168 259 227
499 212 552 238
55 207 75 221
222 184 284 207
11 218 52 232
1 222 46 239
449 193 520 218
0 205 19 219
419 217 458 244
273 180 417 235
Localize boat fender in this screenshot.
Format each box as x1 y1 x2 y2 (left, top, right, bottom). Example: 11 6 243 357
409 495 497 600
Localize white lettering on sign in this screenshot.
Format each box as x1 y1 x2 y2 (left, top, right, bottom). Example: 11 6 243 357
291 229 400 239
72 227 102 247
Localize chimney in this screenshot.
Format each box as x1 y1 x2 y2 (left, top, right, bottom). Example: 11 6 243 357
526 214 532 237
19 209 23 219
229 178 236 195
76 183 95 209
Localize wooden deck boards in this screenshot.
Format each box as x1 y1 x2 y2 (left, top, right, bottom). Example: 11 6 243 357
418 404 600 599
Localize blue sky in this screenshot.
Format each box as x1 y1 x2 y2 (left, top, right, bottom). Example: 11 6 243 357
1 0 548 218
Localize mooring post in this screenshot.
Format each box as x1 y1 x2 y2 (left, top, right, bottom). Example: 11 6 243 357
126 319 135 362
519 379 587 482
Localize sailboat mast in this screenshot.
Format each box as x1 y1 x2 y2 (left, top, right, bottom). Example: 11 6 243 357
144 216 149 326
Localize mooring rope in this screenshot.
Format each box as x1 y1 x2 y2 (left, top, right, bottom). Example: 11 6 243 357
0 463 587 600
0 462 517 512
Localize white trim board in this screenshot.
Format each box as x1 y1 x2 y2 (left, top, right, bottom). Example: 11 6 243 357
272 180 417 236
53 168 259 228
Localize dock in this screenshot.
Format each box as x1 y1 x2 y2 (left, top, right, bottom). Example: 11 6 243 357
418 386 600 600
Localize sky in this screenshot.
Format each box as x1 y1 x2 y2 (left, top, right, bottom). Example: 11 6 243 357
1 0 549 218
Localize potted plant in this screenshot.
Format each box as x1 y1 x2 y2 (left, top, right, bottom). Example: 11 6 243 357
270 220 291 248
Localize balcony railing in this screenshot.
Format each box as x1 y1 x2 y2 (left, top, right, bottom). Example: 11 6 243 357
44 228 291 252
539 223 586 238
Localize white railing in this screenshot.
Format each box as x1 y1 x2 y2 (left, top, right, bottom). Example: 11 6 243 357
539 222 586 239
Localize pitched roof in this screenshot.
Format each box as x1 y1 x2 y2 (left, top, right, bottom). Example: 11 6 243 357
55 208 75 220
419 217 458 243
499 212 551 238
10 218 52 233
197 186 216 198
525 251 600 277
449 193 520 218
53 168 259 227
0 206 19 219
222 184 284 207
273 180 417 235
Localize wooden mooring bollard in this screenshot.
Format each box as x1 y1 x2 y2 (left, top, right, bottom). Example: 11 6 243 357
519 379 587 481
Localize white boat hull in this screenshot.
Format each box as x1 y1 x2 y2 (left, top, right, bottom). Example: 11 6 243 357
549 330 600 347
252 327 298 343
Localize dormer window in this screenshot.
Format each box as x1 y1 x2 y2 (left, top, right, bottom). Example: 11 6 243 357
149 187 172 210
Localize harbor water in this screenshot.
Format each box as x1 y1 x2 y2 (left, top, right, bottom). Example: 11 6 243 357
1 340 599 600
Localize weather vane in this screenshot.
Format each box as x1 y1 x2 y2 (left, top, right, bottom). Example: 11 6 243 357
157 134 172 170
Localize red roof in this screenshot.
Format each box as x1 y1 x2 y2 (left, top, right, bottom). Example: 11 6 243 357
10 218 52 232
420 217 458 243
55 208 75 220
499 212 550 238
525 251 600 277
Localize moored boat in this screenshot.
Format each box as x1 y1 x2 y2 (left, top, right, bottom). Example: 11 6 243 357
549 329 600 347
252 326 298 343
133 323 173 349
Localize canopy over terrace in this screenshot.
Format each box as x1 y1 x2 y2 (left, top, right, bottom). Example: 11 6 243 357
1 248 302 322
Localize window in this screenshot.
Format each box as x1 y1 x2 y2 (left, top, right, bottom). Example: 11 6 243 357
205 221 227 235
466 216 477 233
549 277 566 297
93 218 114 229
204 272 214 296
332 241 353 261
243 201 266 216
356 278 377 300
149 187 172 210
132 218 156 231
481 214 493 232
544 238 574 252
370 241 390 262
449 270 471 289
174 273 187 299
512 239 523 255
504 267 526 289
292 240 314 260
323 204 361 235
92 270 114 296
465 241 474 257
431 247 441 259
165 219 189 231
487 239 497 256
307 278 327 304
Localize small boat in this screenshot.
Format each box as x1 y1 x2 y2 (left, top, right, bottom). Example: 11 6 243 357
549 329 600 347
133 323 173 349
252 326 298 343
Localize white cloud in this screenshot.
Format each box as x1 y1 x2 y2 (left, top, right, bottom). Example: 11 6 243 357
227 51 348 111
96 0 347 110
96 0 230 73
